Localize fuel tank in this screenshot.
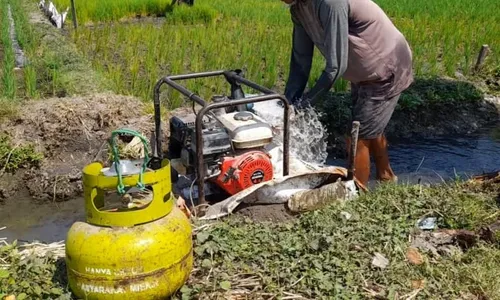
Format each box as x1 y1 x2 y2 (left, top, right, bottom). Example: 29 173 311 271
65 159 193 299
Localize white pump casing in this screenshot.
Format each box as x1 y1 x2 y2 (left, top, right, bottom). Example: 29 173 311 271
216 111 273 149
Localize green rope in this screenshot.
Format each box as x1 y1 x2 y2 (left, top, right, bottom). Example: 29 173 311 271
109 129 151 195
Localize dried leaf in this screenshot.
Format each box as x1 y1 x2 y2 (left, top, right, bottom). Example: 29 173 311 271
406 247 424 265
411 279 425 289
371 252 389 269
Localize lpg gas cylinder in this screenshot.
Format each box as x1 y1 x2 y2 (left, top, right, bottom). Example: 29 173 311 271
65 129 193 299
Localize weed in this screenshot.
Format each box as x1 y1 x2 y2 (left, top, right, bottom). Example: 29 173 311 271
177 181 500 299
0 134 43 173
0 242 71 299
0 98 19 120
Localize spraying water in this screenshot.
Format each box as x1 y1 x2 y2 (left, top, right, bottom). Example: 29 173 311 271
250 98 329 166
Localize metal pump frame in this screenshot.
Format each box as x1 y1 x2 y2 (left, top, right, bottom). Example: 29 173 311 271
153 69 291 205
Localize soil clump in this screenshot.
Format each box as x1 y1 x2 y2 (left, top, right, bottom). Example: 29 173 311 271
231 203 296 223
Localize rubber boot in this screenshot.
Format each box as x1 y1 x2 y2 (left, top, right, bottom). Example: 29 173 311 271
370 135 397 183
346 137 371 187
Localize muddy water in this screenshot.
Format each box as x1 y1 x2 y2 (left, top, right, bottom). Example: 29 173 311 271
1 198 85 243
328 126 500 186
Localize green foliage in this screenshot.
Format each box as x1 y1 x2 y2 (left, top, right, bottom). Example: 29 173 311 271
52 0 218 24
0 242 71 299
177 182 500 299
165 4 218 25
1 0 16 99
8 0 40 98
60 0 499 105
0 135 43 173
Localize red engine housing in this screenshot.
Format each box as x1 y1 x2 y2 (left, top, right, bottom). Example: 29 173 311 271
214 150 274 195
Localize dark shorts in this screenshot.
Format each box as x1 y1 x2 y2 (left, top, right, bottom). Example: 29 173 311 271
350 82 400 139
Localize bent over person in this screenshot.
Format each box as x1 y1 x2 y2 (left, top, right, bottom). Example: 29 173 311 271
282 0 413 186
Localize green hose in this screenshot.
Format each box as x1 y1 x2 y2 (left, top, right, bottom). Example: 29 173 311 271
109 128 151 195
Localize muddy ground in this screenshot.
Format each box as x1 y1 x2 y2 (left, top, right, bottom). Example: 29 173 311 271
0 93 163 202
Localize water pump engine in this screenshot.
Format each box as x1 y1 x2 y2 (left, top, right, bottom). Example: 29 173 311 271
152 69 291 205
168 96 275 199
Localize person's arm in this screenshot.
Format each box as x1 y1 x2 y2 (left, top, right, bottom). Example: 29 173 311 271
284 14 314 105
304 0 349 105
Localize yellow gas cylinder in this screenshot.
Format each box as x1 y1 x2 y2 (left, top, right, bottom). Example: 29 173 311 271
65 129 193 299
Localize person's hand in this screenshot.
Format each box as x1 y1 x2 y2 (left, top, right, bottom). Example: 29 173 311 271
293 97 312 110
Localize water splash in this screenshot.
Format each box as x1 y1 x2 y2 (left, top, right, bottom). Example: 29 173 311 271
287 105 329 164
251 98 329 165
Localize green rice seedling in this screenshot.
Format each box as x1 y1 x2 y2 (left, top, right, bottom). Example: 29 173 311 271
1 0 16 99
23 65 37 98
8 0 39 98
52 0 217 25
165 3 218 25
68 0 499 105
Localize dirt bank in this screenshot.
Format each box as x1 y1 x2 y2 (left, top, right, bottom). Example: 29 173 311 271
0 93 163 202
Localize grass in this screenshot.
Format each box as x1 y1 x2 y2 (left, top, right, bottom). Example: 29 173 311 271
0 134 43 173
176 180 500 299
1 0 16 100
8 0 39 98
45 0 500 107
53 0 172 24
0 179 498 299
0 0 109 103
51 0 219 25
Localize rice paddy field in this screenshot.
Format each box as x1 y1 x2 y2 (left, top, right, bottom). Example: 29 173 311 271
0 0 499 106
45 0 500 106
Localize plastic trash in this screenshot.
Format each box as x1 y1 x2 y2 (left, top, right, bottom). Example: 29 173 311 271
417 217 437 230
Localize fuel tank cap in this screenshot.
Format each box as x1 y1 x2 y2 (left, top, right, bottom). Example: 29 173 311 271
233 111 254 121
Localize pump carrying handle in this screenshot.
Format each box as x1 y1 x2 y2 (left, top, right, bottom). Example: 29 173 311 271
109 129 151 195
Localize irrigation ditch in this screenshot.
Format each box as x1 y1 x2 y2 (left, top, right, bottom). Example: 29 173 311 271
0 0 499 299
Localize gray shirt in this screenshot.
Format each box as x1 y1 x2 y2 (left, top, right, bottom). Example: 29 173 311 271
284 0 414 104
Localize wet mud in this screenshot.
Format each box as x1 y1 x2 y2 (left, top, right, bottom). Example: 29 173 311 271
231 203 296 223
